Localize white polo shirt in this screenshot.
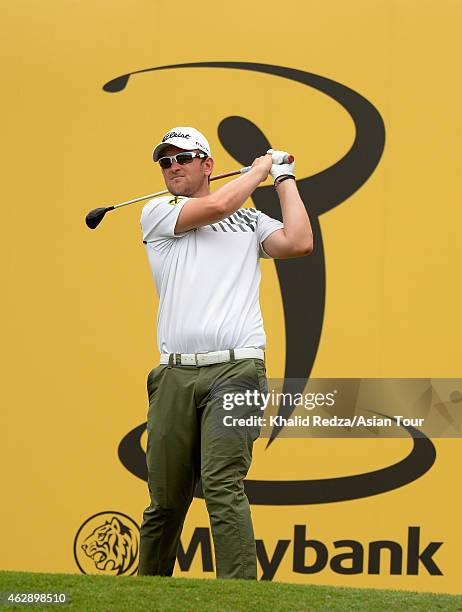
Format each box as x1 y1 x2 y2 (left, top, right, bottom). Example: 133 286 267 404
140 195 283 354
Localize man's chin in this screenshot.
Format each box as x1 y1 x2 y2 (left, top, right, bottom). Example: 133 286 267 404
169 185 191 197
169 189 190 197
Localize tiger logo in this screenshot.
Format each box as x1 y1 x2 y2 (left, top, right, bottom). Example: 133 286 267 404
74 511 140 575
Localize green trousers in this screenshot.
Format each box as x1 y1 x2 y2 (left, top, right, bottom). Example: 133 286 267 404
138 356 267 579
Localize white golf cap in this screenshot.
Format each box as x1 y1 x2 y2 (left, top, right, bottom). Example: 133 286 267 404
152 126 211 161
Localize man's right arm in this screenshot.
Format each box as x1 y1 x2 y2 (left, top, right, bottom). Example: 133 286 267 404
174 154 272 234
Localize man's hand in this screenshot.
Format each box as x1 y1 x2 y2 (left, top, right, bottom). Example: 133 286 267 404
250 153 273 183
268 149 295 183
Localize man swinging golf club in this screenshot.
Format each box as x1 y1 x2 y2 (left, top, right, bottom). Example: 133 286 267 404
138 126 313 579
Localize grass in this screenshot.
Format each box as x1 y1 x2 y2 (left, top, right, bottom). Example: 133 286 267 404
0 571 461 611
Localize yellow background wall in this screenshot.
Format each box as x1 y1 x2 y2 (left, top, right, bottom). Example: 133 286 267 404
2 0 461 594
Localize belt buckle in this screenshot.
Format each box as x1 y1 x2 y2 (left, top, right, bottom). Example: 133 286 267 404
195 350 232 366
196 352 207 366
197 350 218 366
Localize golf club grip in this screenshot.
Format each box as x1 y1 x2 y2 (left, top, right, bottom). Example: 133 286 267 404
240 153 295 174
273 152 294 164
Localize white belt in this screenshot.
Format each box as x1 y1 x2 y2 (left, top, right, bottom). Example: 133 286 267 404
160 347 264 366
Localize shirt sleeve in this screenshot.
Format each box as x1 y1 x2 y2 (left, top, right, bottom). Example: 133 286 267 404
256 211 284 259
140 196 190 242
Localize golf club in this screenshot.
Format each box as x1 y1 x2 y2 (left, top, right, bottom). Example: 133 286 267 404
85 153 294 229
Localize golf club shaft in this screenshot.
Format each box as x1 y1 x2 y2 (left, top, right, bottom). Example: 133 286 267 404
113 168 246 210
111 152 295 210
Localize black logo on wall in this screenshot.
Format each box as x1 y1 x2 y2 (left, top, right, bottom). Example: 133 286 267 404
74 511 139 575
103 62 436 502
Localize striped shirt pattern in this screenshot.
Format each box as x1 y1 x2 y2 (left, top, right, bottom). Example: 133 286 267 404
209 208 258 232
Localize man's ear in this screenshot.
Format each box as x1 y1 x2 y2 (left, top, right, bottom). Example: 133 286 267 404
203 156 214 178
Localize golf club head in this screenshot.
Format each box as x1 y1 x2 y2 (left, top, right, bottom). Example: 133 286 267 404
85 207 110 229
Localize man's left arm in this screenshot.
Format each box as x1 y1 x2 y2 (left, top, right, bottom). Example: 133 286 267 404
262 177 314 259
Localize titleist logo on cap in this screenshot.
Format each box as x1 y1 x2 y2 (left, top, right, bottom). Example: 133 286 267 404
162 131 191 142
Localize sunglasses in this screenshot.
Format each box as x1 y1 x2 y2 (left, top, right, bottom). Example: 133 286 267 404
158 151 207 169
